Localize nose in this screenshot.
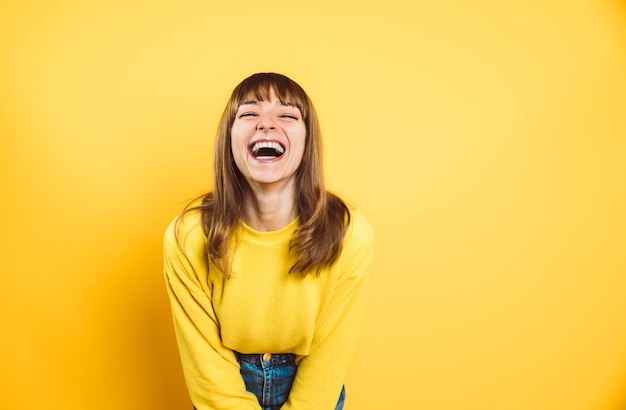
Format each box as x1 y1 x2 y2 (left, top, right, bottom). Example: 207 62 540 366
256 113 276 132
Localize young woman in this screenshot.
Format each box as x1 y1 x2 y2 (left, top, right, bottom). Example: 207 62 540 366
163 73 374 410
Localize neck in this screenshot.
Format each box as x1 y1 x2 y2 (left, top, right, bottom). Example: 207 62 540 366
242 182 297 232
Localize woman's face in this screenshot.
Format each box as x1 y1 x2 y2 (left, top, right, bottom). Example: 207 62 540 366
231 88 306 190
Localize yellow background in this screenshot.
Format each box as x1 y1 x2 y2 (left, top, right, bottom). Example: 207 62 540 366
1 0 625 409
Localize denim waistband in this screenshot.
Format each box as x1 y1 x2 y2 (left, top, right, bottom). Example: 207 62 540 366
234 352 297 365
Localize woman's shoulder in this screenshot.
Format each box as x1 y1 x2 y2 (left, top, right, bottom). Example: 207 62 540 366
344 207 375 250
327 193 373 241
163 205 207 251
331 207 374 277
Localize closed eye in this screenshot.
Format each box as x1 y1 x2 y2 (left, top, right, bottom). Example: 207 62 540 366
238 112 258 118
280 114 299 120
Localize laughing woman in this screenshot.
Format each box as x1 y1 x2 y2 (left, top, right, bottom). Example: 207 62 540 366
163 73 374 410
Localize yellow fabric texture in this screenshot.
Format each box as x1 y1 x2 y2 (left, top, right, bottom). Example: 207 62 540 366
163 207 374 410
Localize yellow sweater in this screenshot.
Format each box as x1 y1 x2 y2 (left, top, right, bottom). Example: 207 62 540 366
163 207 374 410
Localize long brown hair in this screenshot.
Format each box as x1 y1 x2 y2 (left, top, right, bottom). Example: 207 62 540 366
183 72 349 276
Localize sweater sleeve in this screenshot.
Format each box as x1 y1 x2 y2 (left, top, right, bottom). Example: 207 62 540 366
163 213 261 410
281 212 375 410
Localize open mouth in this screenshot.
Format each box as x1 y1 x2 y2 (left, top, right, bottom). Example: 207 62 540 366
249 141 285 160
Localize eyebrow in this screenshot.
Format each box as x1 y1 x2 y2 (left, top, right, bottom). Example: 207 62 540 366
238 100 295 107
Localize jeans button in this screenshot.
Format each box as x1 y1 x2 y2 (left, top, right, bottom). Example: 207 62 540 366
262 353 272 361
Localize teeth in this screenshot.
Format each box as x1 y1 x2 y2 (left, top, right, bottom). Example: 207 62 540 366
251 141 285 155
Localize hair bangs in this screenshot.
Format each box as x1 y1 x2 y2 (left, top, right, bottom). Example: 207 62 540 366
231 73 310 122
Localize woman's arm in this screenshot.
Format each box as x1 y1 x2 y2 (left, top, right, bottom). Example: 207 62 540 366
281 211 375 410
163 213 261 410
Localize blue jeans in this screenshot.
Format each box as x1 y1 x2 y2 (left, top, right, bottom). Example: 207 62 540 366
235 352 346 410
